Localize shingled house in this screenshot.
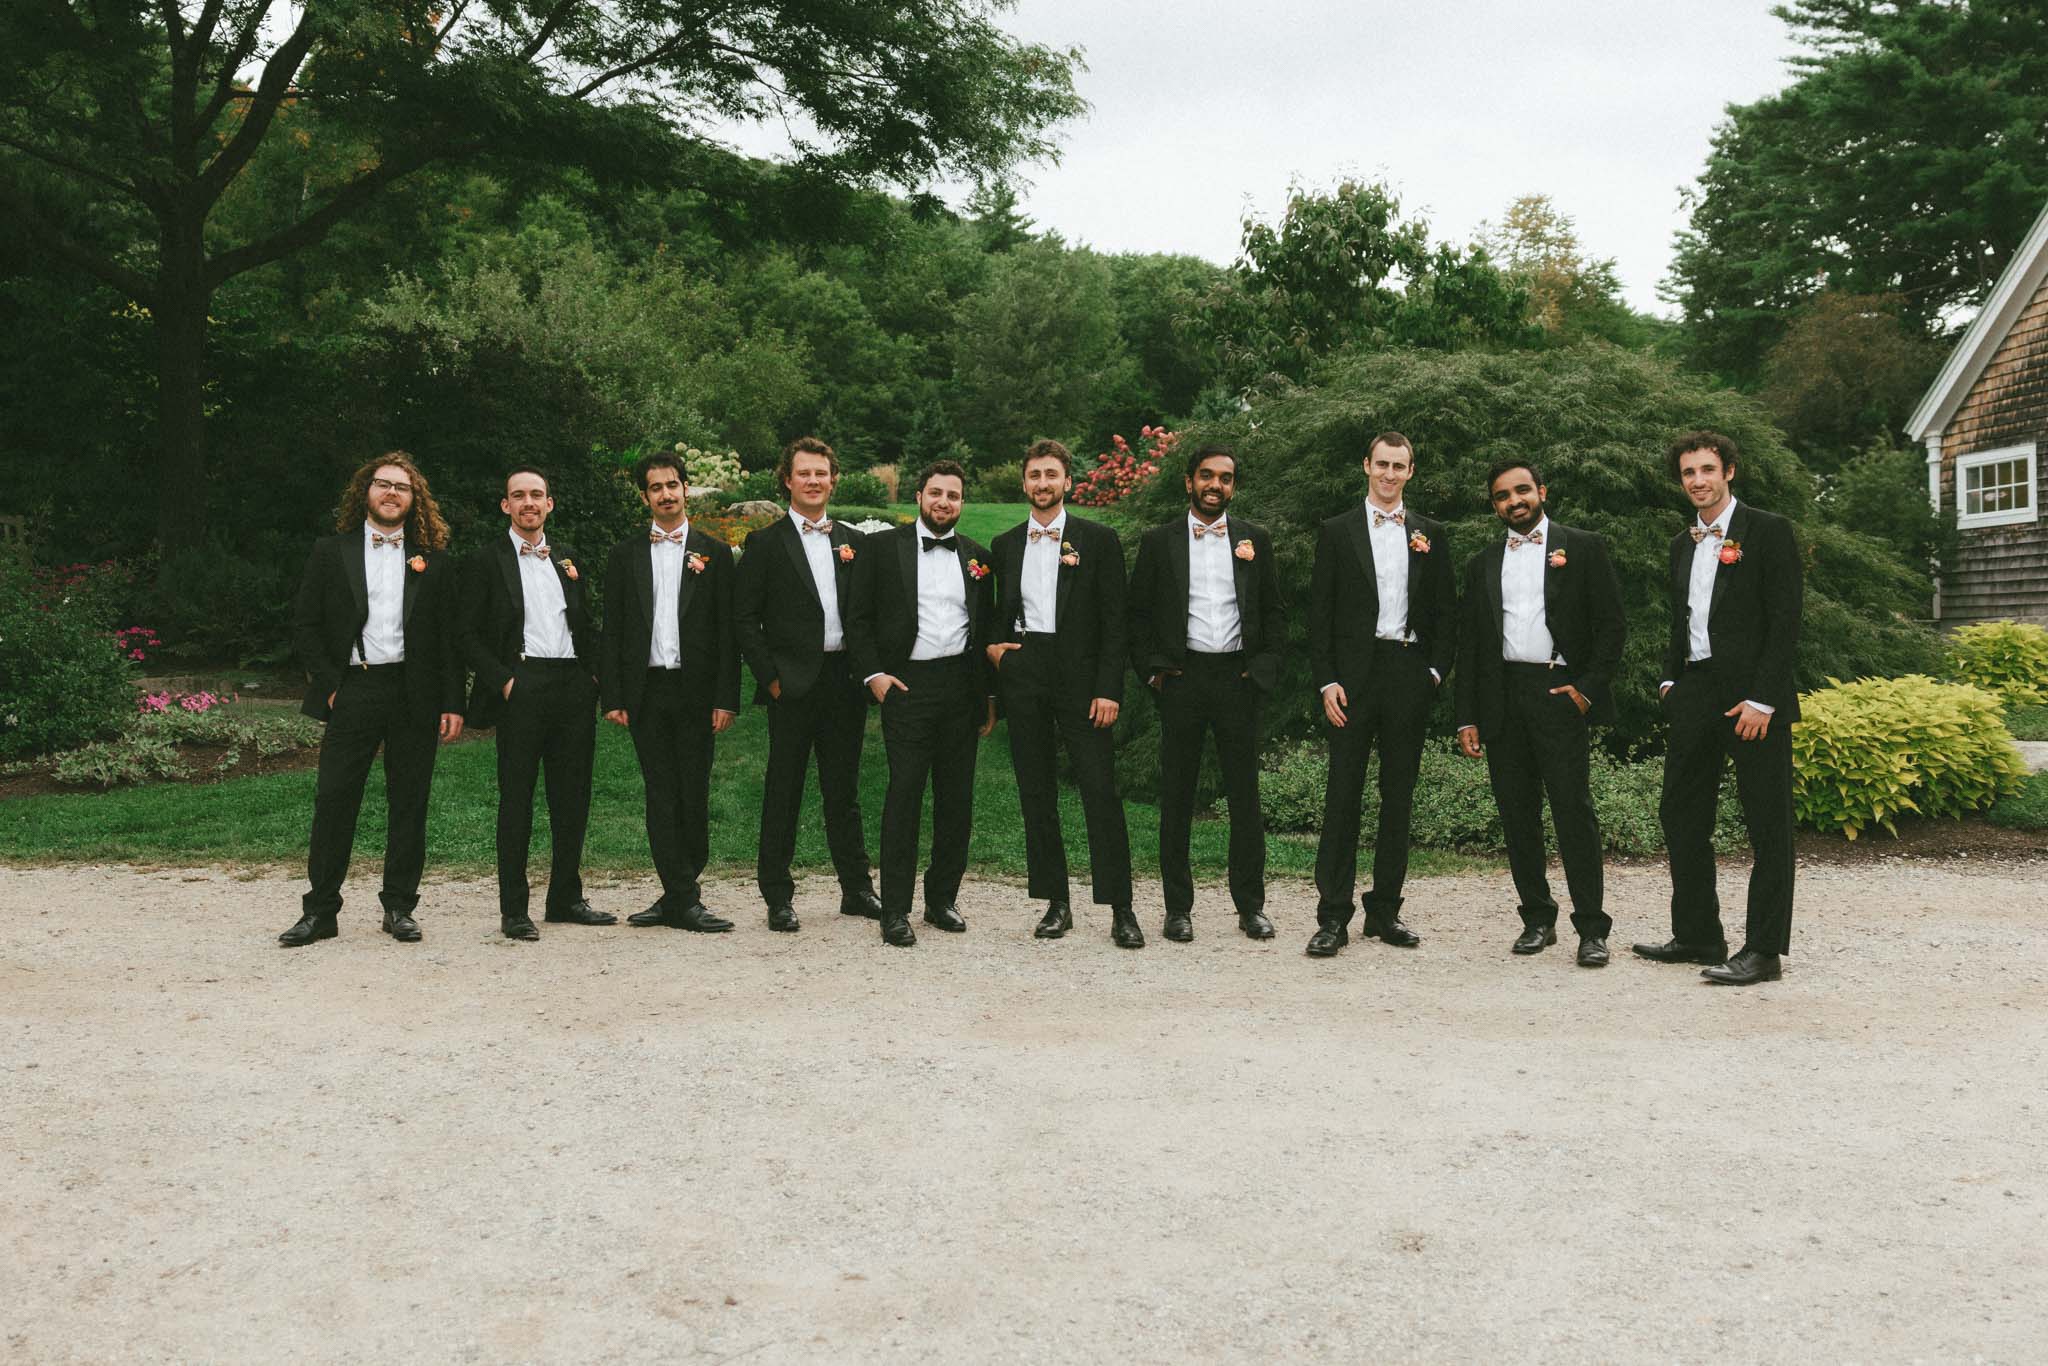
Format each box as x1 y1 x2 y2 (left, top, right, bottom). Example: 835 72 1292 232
1908 200 2048 627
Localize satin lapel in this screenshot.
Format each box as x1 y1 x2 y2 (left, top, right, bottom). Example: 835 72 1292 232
996 531 1023 629
957 539 980 635
1169 523 1190 613
635 536 656 636
1485 539 1507 640
782 515 822 610
674 529 706 623
1709 504 1747 622
1054 524 1075 630
1404 517 1422 607
1230 528 1252 618
1541 526 1561 630
346 532 369 625
1346 510 1377 613
897 525 919 612
499 537 525 639
401 546 422 628
830 525 855 614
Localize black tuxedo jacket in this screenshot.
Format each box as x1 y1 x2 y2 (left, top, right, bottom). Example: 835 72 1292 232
1659 500 1804 721
1306 506 1456 691
733 512 868 705
1453 522 1626 734
846 524 997 695
989 512 1127 703
458 533 599 727
291 530 463 722
1127 515 1286 692
598 528 742 716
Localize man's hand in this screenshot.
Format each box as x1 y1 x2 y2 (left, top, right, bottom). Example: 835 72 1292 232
439 713 464 743
1550 684 1589 715
1089 697 1120 727
1660 682 1673 699
767 679 781 700
711 708 736 734
1726 700 1771 740
869 674 907 704
1322 684 1348 728
986 642 1020 670
1147 673 1164 692
501 678 515 700
1457 725 1482 759
979 698 997 737
604 708 629 727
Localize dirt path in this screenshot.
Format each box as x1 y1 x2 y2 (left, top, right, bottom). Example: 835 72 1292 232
5 860 2045 1363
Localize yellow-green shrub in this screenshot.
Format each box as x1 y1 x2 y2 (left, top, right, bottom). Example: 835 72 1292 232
1944 620 2048 707
1793 675 2028 838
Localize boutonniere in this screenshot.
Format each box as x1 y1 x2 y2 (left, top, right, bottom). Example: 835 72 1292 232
1060 540 1080 567
1547 549 1567 569
838 544 855 564
1234 539 1255 561
1718 540 1742 565
559 558 579 581
967 558 990 580
1407 532 1430 555
407 555 427 573
686 551 710 574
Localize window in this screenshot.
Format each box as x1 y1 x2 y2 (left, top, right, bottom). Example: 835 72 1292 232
1956 442 2037 530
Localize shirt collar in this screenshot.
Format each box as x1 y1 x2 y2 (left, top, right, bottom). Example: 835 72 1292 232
1365 499 1405 522
916 519 953 542
1696 496 1738 535
510 527 548 554
1508 514 1550 545
364 522 403 547
1031 512 1066 540
650 518 689 542
1188 511 1227 536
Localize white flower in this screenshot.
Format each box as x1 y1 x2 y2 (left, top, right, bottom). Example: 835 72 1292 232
4 714 16 727
850 518 894 534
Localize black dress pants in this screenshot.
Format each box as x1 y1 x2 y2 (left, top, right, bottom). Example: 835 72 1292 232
1658 666 1795 955
1157 650 1265 916
757 654 874 906
304 664 439 917
628 668 714 912
1485 662 1608 937
1313 639 1434 921
494 658 598 917
878 655 980 918
1001 634 1133 907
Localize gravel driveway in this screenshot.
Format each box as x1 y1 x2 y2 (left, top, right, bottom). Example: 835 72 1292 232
4 858 2045 1363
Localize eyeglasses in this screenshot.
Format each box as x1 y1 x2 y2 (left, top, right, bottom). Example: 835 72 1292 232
369 478 414 495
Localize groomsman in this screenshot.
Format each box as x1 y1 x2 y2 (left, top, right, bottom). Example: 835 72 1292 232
848 459 998 947
280 453 465 947
1636 431 1803 986
987 440 1141 949
600 449 742 934
1453 460 1625 967
459 466 615 941
1128 443 1285 943
733 437 884 932
1305 433 1456 957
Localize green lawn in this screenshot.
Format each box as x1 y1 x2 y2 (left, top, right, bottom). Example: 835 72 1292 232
890 501 1027 547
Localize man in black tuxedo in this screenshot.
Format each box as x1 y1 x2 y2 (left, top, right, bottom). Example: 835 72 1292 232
1128 443 1286 943
986 440 1141 949
599 449 742 934
1636 430 1803 986
459 465 616 941
1453 460 1626 967
1304 433 1456 958
847 458 997 947
279 453 465 948
733 436 883 932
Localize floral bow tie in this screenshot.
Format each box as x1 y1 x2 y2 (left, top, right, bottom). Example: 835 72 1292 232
370 532 403 549
800 518 832 535
1028 526 1062 542
650 528 687 544
519 542 550 559
1507 528 1544 549
1373 509 1405 527
1191 520 1227 539
1689 524 1726 543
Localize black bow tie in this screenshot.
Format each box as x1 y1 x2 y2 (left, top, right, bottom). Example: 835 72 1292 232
922 535 957 553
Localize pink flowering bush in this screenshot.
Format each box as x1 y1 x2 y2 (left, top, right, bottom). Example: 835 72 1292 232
115 626 161 663
139 689 228 715
1 557 136 758
1072 426 1174 507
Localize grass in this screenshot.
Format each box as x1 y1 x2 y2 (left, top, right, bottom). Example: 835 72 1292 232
2006 706 2048 742
0 704 1484 882
891 502 1028 547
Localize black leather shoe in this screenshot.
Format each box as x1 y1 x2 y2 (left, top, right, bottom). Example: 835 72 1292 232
1111 905 1144 949
626 901 669 926
881 914 917 947
1512 924 1557 955
839 888 884 919
1365 917 1419 948
381 908 422 942
1034 901 1072 939
923 904 967 933
1305 924 1348 958
1702 947 1781 985
501 916 540 941
766 901 799 933
1239 909 1275 940
1631 938 1728 965
278 912 337 947
1577 936 1609 968
544 900 617 926
628 902 734 932
1163 911 1193 942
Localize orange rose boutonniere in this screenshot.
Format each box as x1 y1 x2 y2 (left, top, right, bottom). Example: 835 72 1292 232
1407 532 1430 555
1547 550 1567 569
687 551 710 574
1718 540 1742 565
967 558 990 580
1060 540 1080 567
407 554 427 573
1234 539 1255 561
838 544 855 564
560 558 579 580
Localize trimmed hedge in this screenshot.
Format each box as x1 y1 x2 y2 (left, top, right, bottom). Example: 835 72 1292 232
1792 675 2028 838
1944 620 2048 707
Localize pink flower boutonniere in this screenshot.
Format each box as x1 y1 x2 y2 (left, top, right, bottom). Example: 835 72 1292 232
560 558 579 580
1060 540 1080 567
1408 532 1430 555
967 558 990 580
1547 550 1567 569
1718 540 1742 565
407 555 427 573
687 551 710 574
1234 539 1255 561
838 544 855 564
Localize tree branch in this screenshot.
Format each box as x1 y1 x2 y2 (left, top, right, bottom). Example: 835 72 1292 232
519 0 583 62
205 142 466 286
184 0 226 61
0 133 143 199
571 33 696 101
0 180 157 305
430 0 473 56
193 2 285 161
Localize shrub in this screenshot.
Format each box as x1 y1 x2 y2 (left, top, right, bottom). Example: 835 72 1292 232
42 705 322 788
835 470 890 506
0 555 136 759
1985 771 2048 832
968 464 1023 503
1944 620 2048 707
1072 427 1172 507
1792 675 2029 838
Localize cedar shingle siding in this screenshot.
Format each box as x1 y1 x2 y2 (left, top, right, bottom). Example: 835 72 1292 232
1940 276 2048 627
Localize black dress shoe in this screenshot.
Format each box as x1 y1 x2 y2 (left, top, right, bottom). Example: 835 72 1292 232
840 888 884 919
1631 937 1728 965
1702 947 1781 985
1239 909 1275 940
629 902 735 932
1111 905 1145 949
1365 917 1419 948
1577 936 1609 968
880 914 917 947
1163 910 1193 942
501 916 540 941
381 908 422 942
1305 924 1348 958
766 901 800 933
1512 924 1557 955
544 900 618 926
278 912 337 947
626 901 669 927
1034 901 1073 939
923 904 967 933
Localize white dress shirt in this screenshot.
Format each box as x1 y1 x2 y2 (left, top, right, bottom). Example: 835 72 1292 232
1666 497 1772 713
1366 500 1413 641
1500 515 1561 665
910 519 970 661
512 530 575 659
1185 513 1243 653
794 514 845 652
648 520 687 668
1020 512 1066 633
352 522 406 665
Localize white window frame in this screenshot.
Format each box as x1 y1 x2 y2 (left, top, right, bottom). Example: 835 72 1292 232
1955 442 2038 530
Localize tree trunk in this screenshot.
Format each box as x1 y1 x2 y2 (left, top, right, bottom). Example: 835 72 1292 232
154 211 210 586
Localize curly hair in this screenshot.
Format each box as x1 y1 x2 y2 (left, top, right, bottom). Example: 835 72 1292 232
335 452 450 550
1666 430 1739 483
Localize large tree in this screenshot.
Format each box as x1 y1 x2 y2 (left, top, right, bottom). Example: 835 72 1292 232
0 1 1081 575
